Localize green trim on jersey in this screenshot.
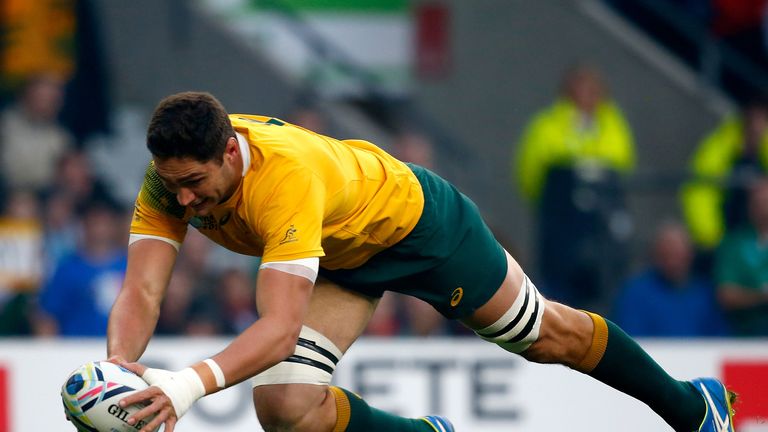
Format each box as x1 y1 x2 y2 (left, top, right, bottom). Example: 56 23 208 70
319 164 507 320
140 163 186 219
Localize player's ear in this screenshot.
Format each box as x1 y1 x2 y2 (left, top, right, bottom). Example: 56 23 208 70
224 136 239 161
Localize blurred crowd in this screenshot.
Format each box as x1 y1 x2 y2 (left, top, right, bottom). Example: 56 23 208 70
1 0 768 340
514 62 768 338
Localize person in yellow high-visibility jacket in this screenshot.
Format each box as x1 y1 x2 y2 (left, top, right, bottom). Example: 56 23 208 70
516 64 635 203
681 100 768 251
514 63 636 309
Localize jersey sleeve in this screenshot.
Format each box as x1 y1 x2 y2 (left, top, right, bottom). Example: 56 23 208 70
130 162 188 243
247 164 325 263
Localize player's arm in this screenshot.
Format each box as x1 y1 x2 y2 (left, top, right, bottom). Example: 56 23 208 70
107 237 178 362
117 263 315 432
117 165 323 431
109 162 188 362
209 265 314 383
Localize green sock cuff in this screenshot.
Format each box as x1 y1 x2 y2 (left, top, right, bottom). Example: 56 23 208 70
334 387 433 432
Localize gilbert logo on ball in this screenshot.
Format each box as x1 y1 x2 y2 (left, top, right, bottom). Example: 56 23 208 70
61 361 158 432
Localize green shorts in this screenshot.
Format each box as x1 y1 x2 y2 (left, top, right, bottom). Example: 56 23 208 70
319 164 508 320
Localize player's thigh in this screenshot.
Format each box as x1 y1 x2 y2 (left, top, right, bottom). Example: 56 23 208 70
460 250 526 330
252 281 378 426
303 279 379 352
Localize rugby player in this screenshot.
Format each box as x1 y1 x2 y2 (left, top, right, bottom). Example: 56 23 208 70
108 92 735 432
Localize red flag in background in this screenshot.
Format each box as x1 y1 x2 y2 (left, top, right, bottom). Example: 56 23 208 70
0 366 9 432
723 360 768 429
414 2 450 79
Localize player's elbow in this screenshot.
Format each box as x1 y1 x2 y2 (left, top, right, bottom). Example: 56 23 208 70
274 340 297 363
266 320 303 362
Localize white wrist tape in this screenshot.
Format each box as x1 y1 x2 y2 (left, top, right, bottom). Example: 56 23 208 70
141 367 206 419
203 359 226 389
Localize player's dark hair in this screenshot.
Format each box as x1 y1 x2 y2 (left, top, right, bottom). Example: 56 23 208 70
147 92 235 163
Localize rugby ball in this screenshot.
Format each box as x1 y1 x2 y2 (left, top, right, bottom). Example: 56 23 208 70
61 360 158 432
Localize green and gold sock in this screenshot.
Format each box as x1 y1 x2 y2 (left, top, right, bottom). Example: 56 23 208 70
329 386 435 432
577 312 705 432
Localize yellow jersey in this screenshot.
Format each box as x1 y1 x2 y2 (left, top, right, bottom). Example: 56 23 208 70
130 115 424 270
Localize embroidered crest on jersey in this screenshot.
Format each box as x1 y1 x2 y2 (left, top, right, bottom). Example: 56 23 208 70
141 163 186 219
279 225 298 244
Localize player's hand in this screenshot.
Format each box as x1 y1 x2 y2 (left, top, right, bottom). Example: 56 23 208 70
118 362 206 432
118 362 178 432
114 359 148 376
105 355 129 365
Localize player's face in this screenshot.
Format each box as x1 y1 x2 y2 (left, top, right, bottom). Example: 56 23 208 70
154 138 241 216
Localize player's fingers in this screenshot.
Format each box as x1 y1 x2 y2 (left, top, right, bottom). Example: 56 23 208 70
135 404 167 432
163 415 178 432
118 361 148 377
127 398 163 425
105 355 127 365
141 405 176 432
119 386 161 408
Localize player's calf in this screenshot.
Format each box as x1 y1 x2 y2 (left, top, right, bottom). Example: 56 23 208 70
520 302 595 368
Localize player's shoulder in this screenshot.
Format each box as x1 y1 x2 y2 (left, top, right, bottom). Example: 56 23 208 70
137 161 186 218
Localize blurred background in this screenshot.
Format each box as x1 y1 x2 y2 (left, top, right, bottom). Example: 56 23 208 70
2 0 768 431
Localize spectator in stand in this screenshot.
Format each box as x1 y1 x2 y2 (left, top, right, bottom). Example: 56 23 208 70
714 177 768 336
43 149 112 208
155 229 221 335
38 148 113 276
215 268 258 335
362 291 402 336
515 62 636 311
286 105 329 135
0 189 43 335
613 221 728 337
391 131 436 171
155 268 198 335
35 194 127 336
0 74 73 193
41 189 79 273
681 97 768 270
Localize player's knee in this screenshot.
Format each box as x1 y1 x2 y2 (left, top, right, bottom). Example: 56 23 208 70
475 274 546 354
253 385 325 432
249 326 343 431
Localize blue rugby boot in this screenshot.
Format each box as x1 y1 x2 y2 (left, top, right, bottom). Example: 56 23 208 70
691 377 736 432
421 415 455 432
